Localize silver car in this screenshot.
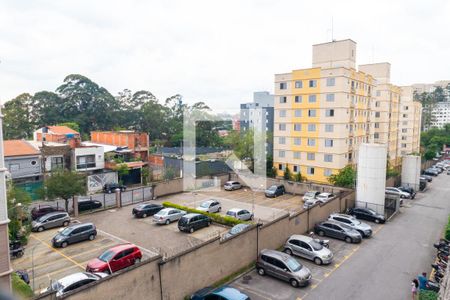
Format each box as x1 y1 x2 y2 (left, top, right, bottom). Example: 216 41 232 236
283 235 333 265
226 208 253 221
302 191 320 202
41 272 107 297
32 212 70 232
328 213 372 237
303 198 322 210
224 181 242 191
153 208 186 225
256 249 312 288
196 199 221 213
316 193 335 203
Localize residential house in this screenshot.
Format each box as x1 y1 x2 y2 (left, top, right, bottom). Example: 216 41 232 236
3 140 42 184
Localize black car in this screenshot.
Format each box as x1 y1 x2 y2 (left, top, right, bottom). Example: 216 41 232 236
78 199 102 212
265 184 285 198
178 213 211 233
132 203 164 218
15 270 30 285
398 186 416 199
52 223 97 248
419 179 427 191
420 175 432 182
347 207 385 224
423 169 438 176
103 183 126 193
31 205 65 220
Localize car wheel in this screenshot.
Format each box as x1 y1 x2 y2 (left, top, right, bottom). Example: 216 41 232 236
345 236 352 243
189 227 194 233
61 241 68 248
290 279 299 288
165 219 170 225
318 230 325 237
357 230 364 237
37 226 44 232
314 257 323 265
218 207 221 212
89 234 95 241
375 219 380 224
283 248 293 256
257 268 265 276
63 221 69 227
142 213 147 218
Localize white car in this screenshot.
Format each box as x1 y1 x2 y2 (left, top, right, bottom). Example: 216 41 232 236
385 187 411 199
303 198 322 209
224 181 242 191
196 199 221 213
302 191 320 202
316 193 335 203
41 272 108 297
226 208 253 221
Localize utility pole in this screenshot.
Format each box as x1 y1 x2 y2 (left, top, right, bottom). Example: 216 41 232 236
0 105 13 291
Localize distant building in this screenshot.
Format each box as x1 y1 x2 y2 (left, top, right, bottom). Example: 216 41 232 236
3 140 42 184
412 80 450 95
240 91 274 156
429 101 450 129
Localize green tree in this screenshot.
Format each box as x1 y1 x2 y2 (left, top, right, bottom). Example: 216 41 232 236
7 184 32 244
32 91 66 127
116 163 130 184
42 170 86 212
163 166 176 180
293 172 303 182
2 93 35 139
424 149 436 161
283 166 292 180
328 165 356 188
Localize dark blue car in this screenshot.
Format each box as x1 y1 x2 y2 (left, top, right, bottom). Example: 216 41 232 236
191 285 250 300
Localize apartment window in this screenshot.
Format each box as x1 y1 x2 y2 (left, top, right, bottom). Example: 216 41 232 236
294 138 301 145
295 95 302 103
307 167 315 175
308 109 316 117
308 95 317 103
279 150 285 158
324 154 333 162
374 123 379 128
307 138 316 146
280 82 287 90
326 93 335 102
325 109 335 117
293 165 299 172
375 101 380 107
51 157 64 170
402 128 407 133
294 124 302 131
402 121 408 125
374 133 379 139
294 151 301 159
325 139 334 147
402 143 407 148
402 136 407 141
279 123 286 131
326 77 336 86
76 155 96 169
279 137 286 144
403 114 408 118
278 164 284 170
325 124 334 132
295 81 303 88
307 153 315 160
294 109 302 117
309 80 317 87
308 124 316 131
404 106 409 110
279 110 286 117
375 112 380 118
324 169 332 177
376 90 381 97
280 96 287 103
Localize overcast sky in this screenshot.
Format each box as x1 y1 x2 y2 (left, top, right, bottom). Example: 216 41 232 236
1 0 449 110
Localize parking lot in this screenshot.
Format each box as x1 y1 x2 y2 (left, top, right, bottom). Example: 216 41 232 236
229 222 383 300
164 187 304 223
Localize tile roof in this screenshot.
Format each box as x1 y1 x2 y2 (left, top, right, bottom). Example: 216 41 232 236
3 140 41 157
48 126 79 135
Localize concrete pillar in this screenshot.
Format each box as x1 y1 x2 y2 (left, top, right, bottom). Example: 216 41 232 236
73 196 79 217
0 107 12 292
115 189 121 208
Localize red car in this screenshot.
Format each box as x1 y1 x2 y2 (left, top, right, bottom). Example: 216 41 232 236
86 244 142 274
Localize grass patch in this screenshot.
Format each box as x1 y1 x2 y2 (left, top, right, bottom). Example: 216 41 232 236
162 201 250 227
12 272 33 299
419 290 438 300
445 215 450 240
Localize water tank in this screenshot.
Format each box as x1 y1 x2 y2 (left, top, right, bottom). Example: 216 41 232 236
401 155 421 191
356 143 387 213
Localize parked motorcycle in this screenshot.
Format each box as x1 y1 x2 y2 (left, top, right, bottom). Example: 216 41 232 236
9 240 24 259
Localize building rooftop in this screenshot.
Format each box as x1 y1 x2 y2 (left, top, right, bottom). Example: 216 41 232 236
47 125 79 135
3 140 41 157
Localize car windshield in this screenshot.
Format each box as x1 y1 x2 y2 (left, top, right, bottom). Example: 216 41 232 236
367 208 376 215
136 204 146 209
37 215 48 222
157 210 168 215
98 250 115 262
59 228 73 236
200 202 210 208
226 211 236 217
230 225 246 234
268 186 277 191
310 240 323 251
286 258 302 272
51 280 63 291
305 192 316 197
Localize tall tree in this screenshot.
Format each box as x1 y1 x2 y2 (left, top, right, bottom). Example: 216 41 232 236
31 91 66 127
2 93 34 139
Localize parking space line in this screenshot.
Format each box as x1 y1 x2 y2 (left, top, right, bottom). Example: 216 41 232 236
97 229 159 257
233 282 274 300
30 234 85 270
33 264 80 281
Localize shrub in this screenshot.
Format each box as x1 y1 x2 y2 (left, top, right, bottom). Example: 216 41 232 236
162 201 250 226
12 272 33 298
445 215 450 240
419 290 438 300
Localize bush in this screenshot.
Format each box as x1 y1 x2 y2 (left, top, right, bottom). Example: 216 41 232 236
12 272 33 298
419 290 438 300
162 201 250 226
445 215 450 240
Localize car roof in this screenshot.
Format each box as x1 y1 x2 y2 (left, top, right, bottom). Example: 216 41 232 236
318 192 332 196
321 219 346 226
330 213 353 219
57 272 97 288
67 222 94 229
289 235 312 243
40 211 68 218
228 208 244 213
183 213 202 218
158 207 175 212
305 190 319 193
202 199 216 204
260 249 292 262
105 243 136 253
213 286 248 299
225 181 238 184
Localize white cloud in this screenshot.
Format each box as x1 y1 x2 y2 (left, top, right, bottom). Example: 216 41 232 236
0 0 449 109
